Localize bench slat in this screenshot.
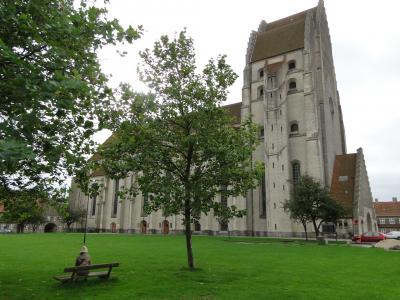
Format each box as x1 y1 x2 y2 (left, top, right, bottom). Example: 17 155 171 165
64 262 119 272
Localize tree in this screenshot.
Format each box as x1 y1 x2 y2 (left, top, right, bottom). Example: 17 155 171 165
284 175 346 238
0 0 141 195
55 202 86 231
0 189 46 233
97 30 262 270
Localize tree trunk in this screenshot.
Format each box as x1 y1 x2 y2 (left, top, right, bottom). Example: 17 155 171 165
302 221 308 241
184 204 194 270
312 219 319 237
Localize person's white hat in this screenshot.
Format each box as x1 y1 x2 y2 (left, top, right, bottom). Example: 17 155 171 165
80 245 88 253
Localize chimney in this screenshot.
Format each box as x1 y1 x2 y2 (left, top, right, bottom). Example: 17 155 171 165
393 197 398 202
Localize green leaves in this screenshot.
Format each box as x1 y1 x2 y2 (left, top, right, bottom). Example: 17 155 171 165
284 175 346 237
0 0 142 194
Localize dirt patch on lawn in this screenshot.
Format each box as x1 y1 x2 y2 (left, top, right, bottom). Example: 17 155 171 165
375 239 400 250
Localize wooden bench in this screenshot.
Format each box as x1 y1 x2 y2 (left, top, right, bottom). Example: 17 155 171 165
54 262 119 283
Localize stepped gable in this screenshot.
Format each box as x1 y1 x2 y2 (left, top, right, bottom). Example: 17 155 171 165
374 202 400 217
330 154 357 211
250 8 315 63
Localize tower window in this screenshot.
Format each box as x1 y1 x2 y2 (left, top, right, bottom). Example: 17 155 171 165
288 60 296 71
258 86 264 98
292 162 301 184
329 97 334 116
290 122 299 133
288 80 297 90
258 69 264 79
260 128 264 138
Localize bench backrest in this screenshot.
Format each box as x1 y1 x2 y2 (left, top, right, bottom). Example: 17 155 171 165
64 262 119 272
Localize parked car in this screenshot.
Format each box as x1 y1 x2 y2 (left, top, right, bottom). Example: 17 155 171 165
384 231 400 240
352 232 385 243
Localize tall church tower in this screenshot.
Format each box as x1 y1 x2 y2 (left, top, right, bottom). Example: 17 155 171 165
242 0 347 236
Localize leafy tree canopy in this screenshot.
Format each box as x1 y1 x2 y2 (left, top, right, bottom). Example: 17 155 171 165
0 188 46 233
284 175 346 238
0 0 141 195
95 30 263 269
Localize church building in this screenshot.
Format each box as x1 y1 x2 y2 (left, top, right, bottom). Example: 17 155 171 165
69 0 376 237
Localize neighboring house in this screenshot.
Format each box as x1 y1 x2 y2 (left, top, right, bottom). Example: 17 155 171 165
330 149 377 238
374 199 400 233
69 0 375 237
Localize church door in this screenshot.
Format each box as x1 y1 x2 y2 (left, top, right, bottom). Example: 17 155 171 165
162 220 169 234
111 222 117 233
141 220 147 234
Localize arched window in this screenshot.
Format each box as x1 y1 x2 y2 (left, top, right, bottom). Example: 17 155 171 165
258 86 264 98
288 80 297 90
290 122 299 132
292 162 301 184
288 60 296 71
329 97 334 116
258 69 264 79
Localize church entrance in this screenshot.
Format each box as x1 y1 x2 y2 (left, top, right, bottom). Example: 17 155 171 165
162 220 169 234
44 223 57 233
141 220 147 234
111 222 117 233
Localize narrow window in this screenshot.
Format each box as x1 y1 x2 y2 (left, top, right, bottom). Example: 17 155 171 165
329 97 334 116
288 60 296 71
289 80 297 90
292 162 301 184
273 182 275 188
272 162 274 168
260 173 267 218
282 165 284 171
141 193 148 217
271 124 273 131
258 86 264 98
221 185 228 207
260 128 264 138
91 195 97 216
274 203 276 209
290 123 299 132
259 69 264 79
274 224 277 230
112 179 119 217
283 184 285 191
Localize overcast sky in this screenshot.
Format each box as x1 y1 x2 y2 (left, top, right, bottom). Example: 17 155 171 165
96 0 399 201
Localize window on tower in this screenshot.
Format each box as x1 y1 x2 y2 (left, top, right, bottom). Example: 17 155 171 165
258 86 264 98
288 80 297 91
292 161 301 184
288 60 296 71
258 69 264 80
290 122 299 133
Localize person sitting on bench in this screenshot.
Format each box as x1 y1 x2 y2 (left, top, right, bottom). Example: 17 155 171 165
75 245 91 276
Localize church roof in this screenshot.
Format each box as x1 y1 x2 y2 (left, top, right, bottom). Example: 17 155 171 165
374 202 400 217
330 154 357 211
250 8 315 63
89 102 242 177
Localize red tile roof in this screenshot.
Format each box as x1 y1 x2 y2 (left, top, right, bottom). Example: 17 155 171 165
374 202 400 217
224 102 241 124
330 154 357 211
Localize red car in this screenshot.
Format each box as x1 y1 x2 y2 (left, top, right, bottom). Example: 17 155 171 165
352 232 386 243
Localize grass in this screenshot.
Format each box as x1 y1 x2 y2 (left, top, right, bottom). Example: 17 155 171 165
0 233 399 300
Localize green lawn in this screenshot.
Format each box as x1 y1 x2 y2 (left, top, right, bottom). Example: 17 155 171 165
0 233 398 300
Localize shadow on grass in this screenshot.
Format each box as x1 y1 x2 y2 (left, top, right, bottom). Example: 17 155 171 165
52 277 119 290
